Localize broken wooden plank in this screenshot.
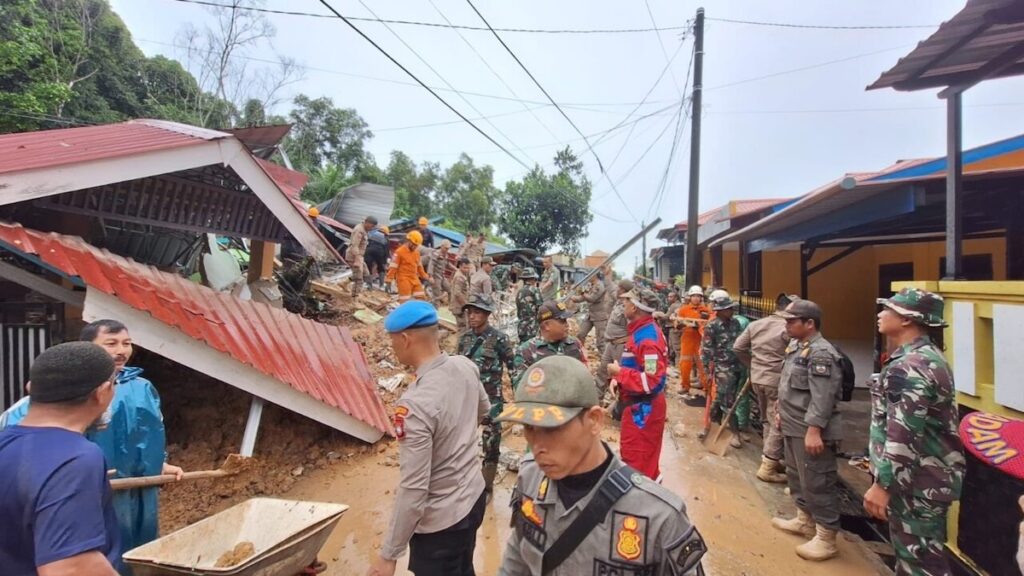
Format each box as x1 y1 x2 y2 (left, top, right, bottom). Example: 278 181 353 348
311 280 349 300
354 308 383 325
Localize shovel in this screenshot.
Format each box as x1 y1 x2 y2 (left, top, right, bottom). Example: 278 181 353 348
109 454 250 491
703 379 753 456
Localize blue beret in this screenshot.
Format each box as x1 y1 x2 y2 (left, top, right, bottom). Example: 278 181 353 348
384 301 438 333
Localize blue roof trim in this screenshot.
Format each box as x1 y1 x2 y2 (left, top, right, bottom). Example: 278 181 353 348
868 133 1024 182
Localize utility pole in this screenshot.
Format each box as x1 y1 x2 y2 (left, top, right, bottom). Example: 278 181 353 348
685 7 704 286
641 220 647 278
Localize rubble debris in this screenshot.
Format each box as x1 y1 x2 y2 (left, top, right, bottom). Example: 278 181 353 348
499 449 522 472
354 309 383 325
673 423 687 438
378 375 404 393
214 541 255 567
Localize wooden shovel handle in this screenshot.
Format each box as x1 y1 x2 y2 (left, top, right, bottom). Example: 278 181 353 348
710 378 754 446
110 470 228 490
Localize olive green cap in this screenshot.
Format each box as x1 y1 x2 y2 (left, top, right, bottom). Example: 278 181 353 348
496 356 598 428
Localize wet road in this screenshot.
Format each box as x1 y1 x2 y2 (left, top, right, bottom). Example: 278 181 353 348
287 395 886 575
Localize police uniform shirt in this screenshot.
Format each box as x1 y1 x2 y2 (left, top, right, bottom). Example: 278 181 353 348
500 451 706 576
381 353 491 560
778 332 844 440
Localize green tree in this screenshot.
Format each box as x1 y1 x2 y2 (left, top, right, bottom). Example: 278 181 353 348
0 0 73 131
387 151 438 220
302 164 347 205
437 153 500 233
498 147 593 254
284 94 373 175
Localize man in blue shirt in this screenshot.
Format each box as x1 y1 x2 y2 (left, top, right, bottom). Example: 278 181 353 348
1 319 182 567
0 341 122 575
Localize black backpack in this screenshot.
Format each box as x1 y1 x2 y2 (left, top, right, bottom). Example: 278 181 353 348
833 345 856 401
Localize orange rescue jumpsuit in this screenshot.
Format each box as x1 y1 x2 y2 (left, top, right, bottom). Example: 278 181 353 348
677 302 711 393
386 244 429 301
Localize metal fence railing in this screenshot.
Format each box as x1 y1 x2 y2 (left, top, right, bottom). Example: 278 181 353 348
739 293 775 320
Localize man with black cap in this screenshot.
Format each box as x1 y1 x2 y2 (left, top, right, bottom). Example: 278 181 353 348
497 356 707 575
607 288 670 480
371 301 490 576
0 342 121 575
772 298 845 562
457 294 515 498
347 215 377 296
512 300 586 388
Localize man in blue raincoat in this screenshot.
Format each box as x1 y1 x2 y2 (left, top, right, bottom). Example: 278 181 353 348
1 319 182 570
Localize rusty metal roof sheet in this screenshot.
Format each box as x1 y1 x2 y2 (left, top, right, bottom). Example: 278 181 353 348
869 0 1024 91
0 221 391 437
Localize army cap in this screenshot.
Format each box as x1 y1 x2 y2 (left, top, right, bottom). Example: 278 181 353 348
622 288 660 313
618 279 635 292
480 256 495 266
778 299 822 322
538 300 572 322
463 293 495 314
519 267 538 279
496 355 599 427
877 287 946 327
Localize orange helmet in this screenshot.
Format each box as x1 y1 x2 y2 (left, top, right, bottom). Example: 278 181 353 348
418 217 429 226
380 225 390 234
407 230 423 245
307 206 320 218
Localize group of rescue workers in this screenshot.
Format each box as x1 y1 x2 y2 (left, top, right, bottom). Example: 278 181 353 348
0 210 968 576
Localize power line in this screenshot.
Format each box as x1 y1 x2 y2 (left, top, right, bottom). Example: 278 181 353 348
647 42 696 221
314 0 530 170
425 0 560 141
350 0 535 167
374 104 550 132
706 16 937 31
643 0 683 97
0 109 96 127
465 0 637 223
137 37 674 112
166 0 691 34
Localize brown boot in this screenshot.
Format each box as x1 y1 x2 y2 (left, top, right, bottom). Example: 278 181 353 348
795 526 839 561
757 456 788 483
771 509 816 538
482 462 498 502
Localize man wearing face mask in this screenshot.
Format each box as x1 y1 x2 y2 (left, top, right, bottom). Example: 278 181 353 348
370 301 490 576
497 356 707 576
1 319 182 571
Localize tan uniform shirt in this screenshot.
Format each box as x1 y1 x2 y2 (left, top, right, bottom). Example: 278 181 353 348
450 270 470 312
733 313 790 388
778 332 844 440
345 225 368 261
467 238 486 264
540 267 560 301
500 450 706 575
428 249 450 283
581 280 609 321
382 353 490 560
604 300 629 342
471 269 493 298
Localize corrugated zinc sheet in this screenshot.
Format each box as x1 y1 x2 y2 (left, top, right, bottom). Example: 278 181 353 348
0 222 391 436
0 120 225 175
869 0 1024 91
318 183 395 228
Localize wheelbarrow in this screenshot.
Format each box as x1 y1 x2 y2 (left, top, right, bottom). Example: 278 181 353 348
123 498 348 576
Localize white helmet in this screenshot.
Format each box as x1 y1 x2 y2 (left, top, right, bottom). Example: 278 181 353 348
686 285 704 297
709 289 730 301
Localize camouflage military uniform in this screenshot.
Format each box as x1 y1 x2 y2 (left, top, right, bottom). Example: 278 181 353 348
492 264 513 293
701 314 748 429
516 284 542 343
871 335 965 576
458 325 515 464
512 336 586 389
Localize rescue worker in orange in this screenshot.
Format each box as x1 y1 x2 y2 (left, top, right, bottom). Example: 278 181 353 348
386 231 431 302
677 285 710 400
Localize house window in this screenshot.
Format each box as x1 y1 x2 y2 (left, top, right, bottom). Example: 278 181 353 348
939 254 993 280
745 251 763 294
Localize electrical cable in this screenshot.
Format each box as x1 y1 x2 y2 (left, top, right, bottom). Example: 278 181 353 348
705 16 937 31
465 0 637 223
647 41 696 221
350 0 536 167
315 0 530 170
643 0 683 97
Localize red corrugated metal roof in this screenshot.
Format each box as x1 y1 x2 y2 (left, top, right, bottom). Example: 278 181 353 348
0 120 226 175
0 222 391 436
256 157 308 199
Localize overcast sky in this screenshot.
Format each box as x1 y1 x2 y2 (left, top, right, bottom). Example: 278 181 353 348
112 0 1024 276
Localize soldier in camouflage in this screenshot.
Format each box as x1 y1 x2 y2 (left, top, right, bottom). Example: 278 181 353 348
516 268 542 342
700 293 747 445
866 287 965 576
457 294 515 498
492 263 513 293
512 300 587 388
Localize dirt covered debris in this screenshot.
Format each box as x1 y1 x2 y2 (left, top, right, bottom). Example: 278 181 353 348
214 541 255 567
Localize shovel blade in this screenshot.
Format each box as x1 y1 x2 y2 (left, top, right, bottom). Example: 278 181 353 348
702 423 735 456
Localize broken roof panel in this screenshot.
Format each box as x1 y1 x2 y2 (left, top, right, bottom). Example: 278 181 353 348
0 222 391 441
318 183 395 228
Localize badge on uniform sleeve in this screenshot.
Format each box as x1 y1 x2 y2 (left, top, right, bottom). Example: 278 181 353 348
667 526 707 576
394 406 409 440
610 512 648 564
538 477 550 500
643 354 658 375
810 359 831 377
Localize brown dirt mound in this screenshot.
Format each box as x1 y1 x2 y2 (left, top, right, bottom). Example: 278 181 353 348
214 541 255 567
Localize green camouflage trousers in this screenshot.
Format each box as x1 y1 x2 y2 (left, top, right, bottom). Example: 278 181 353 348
712 369 752 430
482 394 503 464
889 495 952 576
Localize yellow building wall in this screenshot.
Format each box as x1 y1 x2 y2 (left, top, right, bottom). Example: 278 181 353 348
722 249 739 294
756 238 1007 342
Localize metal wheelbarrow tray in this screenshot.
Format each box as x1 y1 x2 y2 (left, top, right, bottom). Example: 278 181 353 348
124 497 349 576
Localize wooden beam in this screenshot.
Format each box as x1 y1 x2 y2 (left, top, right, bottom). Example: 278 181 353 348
939 40 1024 98
247 240 277 283
806 245 863 277
239 397 264 457
0 260 85 307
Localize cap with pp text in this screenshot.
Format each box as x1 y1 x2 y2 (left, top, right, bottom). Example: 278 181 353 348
496 355 599 427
